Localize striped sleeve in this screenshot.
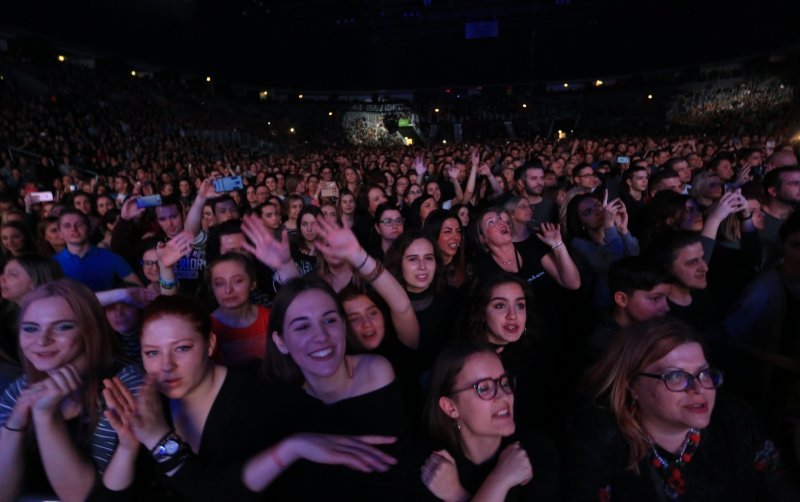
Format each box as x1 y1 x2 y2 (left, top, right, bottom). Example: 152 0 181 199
90 365 144 474
0 375 29 428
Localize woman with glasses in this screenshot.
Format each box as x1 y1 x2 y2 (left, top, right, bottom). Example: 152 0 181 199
372 204 404 261
418 342 558 501
565 317 796 501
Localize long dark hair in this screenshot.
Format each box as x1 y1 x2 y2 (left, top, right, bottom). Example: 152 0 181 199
564 192 602 244
385 230 443 294
458 273 539 344
263 276 345 385
424 342 500 455
423 209 466 287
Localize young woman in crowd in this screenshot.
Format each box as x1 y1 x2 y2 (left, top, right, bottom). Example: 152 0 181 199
564 191 640 310
423 209 468 289
406 194 439 230
292 205 321 277
260 274 409 500
404 183 424 207
503 196 535 243
372 203 404 260
1 221 37 260
472 206 580 333
353 184 388 247
36 216 65 255
386 231 458 371
0 255 64 363
209 253 270 368
419 342 558 501
102 294 393 500
282 194 304 235
337 189 357 229
0 279 143 501
565 317 798 501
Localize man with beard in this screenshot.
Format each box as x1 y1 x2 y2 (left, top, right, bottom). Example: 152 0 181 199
515 163 557 226
761 166 800 265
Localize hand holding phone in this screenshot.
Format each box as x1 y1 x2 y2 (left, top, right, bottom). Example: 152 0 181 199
213 176 244 193
137 195 162 209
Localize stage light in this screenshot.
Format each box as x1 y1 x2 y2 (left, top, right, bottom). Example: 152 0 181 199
647 94 653 100
289 127 295 133
130 70 137 77
434 108 440 113
57 55 66 63
557 130 567 139
595 80 603 87
259 91 269 100
442 140 447 144
206 76 212 82
298 94 304 99
328 111 333 116
522 104 527 108
563 82 569 88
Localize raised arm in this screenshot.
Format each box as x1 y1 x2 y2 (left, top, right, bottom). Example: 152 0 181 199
536 223 581 290
314 215 420 349
241 214 299 284
184 179 216 238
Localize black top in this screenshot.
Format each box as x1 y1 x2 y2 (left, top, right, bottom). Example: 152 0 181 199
270 379 411 502
564 393 799 502
408 286 460 372
413 432 560 501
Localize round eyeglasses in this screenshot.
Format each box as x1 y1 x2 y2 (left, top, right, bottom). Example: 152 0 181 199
379 217 404 226
450 375 515 401
637 367 723 392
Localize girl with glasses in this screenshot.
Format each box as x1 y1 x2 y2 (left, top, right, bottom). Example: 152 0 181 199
565 317 796 501
372 204 404 260
418 342 558 501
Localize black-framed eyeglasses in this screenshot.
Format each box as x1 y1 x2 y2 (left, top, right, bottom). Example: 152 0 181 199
450 374 515 401
379 217 404 226
141 260 159 267
638 367 723 392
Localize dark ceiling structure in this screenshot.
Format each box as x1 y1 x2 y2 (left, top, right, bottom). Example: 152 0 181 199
2 0 799 90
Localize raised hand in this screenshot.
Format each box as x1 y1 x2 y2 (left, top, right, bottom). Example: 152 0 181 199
601 190 623 228
413 156 427 179
471 148 480 168
313 214 362 263
735 164 752 186
614 202 629 233
241 213 291 270
196 179 221 200
421 450 469 501
156 231 193 268
447 165 461 181
708 190 747 222
535 222 562 248
125 287 159 308
120 196 145 221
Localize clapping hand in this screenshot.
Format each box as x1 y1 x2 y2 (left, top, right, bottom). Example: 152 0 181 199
103 375 171 451
31 365 83 417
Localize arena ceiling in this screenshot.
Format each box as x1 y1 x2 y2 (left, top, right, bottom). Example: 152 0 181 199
2 0 799 90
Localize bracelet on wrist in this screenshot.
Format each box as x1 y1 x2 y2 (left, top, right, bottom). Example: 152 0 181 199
550 242 565 252
159 277 178 289
355 252 370 271
737 213 753 221
270 447 287 470
360 261 385 283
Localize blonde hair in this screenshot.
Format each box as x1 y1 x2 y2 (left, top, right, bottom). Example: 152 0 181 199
587 317 703 472
19 279 115 428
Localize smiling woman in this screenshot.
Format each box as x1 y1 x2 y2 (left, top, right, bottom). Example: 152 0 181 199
565 317 796 501
261 276 409 501
0 279 143 502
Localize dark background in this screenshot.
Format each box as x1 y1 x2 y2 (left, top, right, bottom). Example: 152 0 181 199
2 0 799 89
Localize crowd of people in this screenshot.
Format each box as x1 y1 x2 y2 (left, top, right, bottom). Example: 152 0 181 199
1 49 800 501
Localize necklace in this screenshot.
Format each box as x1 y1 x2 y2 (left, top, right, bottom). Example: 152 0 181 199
649 429 701 499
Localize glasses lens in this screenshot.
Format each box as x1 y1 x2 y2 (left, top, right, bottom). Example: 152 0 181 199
475 379 498 400
663 371 692 391
500 375 515 395
699 368 724 389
